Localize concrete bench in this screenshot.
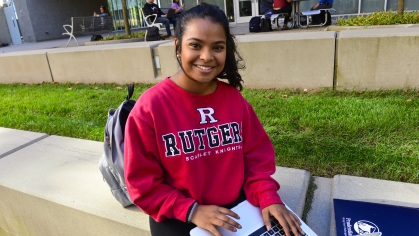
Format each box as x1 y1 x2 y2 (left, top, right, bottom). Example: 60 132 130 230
62 16 113 47
0 128 311 236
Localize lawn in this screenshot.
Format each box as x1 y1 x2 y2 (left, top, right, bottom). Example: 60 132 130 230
1 83 418 183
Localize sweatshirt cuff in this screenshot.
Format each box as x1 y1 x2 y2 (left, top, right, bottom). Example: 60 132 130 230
172 195 197 222
258 189 284 210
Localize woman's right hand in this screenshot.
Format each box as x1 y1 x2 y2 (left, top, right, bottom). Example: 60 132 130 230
191 205 242 236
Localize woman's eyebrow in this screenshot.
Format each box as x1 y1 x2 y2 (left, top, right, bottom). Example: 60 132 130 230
186 37 226 44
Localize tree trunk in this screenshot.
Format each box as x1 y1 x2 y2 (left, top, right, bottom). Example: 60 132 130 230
121 0 131 35
397 0 404 14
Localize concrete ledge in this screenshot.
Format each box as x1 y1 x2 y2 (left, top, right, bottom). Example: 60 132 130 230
0 127 48 158
0 135 150 236
273 167 311 217
235 31 336 89
328 24 419 32
335 27 419 90
329 175 419 236
47 42 166 84
306 176 332 236
84 38 145 46
0 49 55 84
0 128 311 236
157 41 178 80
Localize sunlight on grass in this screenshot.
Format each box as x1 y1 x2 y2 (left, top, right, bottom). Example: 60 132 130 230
1 83 418 183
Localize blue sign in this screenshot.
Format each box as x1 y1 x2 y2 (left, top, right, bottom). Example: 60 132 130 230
334 198 419 236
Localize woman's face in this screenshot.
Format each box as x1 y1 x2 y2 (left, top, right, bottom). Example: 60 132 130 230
175 18 226 88
100 7 104 13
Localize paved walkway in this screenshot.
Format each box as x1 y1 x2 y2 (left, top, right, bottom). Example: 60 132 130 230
0 23 327 54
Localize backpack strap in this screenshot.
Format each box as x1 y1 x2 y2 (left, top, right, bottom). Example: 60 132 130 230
126 83 134 100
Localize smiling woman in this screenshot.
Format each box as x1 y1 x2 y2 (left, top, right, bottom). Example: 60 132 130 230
123 4 306 236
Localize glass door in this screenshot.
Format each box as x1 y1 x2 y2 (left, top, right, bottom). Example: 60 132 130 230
234 0 259 23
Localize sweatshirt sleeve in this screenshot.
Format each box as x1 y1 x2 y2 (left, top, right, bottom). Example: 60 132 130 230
124 109 195 222
241 100 284 210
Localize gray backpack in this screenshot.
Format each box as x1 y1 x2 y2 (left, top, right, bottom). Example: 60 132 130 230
98 84 135 207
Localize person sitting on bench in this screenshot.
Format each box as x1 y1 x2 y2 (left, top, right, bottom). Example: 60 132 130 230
310 0 333 25
273 0 292 30
143 0 177 39
311 0 333 10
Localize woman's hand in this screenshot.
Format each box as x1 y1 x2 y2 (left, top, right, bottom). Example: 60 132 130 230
191 205 242 236
262 204 305 236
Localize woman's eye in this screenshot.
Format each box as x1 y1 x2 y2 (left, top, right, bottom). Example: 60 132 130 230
214 46 225 50
189 43 200 49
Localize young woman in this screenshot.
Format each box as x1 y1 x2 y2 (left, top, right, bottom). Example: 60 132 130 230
93 6 110 17
172 0 186 16
124 4 305 236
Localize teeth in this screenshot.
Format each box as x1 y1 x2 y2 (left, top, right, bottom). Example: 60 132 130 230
197 65 212 70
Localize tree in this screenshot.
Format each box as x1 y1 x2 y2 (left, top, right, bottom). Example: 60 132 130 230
397 0 404 14
121 0 131 35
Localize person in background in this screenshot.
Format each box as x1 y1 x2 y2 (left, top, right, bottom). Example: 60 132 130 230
93 6 110 17
172 0 186 16
307 0 334 25
143 0 177 39
311 0 333 10
124 4 305 236
259 0 273 17
273 0 292 30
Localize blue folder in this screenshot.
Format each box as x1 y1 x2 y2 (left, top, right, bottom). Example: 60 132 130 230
333 198 419 236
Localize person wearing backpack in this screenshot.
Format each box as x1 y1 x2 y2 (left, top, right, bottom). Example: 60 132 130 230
124 5 305 236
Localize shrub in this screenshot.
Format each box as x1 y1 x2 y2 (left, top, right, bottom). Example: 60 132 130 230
337 11 419 26
101 31 146 41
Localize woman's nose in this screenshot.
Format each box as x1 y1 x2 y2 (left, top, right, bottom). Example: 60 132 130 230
200 48 214 62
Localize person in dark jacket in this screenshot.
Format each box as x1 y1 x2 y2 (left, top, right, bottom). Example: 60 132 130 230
260 0 273 16
143 0 177 38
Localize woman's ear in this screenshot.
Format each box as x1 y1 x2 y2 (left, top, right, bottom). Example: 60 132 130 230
174 38 180 55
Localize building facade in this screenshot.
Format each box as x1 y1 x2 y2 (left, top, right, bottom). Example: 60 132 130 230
108 0 419 30
1 0 418 43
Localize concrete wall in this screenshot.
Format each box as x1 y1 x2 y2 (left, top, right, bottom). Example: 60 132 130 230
236 32 336 89
336 27 419 90
0 8 12 45
14 0 107 42
158 32 336 89
47 42 166 84
1 28 419 90
0 49 54 83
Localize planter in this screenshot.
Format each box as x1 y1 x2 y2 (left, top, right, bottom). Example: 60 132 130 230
84 38 144 46
327 24 419 32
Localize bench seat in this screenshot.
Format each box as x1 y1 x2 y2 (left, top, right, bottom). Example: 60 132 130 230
63 16 113 47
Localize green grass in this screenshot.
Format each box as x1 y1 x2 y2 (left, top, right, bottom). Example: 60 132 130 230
1 83 418 183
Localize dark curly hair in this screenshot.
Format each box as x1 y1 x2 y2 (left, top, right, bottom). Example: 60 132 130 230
174 4 245 90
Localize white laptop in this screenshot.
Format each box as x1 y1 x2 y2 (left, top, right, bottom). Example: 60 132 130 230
190 200 318 236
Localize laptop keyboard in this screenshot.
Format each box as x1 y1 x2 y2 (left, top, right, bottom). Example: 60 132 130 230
248 218 308 236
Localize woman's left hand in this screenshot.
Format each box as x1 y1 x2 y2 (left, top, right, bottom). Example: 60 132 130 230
261 204 305 236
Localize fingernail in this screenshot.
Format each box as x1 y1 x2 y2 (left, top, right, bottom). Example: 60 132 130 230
266 225 271 231
238 224 242 229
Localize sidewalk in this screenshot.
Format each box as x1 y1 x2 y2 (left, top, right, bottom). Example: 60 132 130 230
0 23 327 54
1 127 419 236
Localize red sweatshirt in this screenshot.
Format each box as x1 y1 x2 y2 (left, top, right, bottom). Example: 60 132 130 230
274 0 290 9
124 78 283 222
